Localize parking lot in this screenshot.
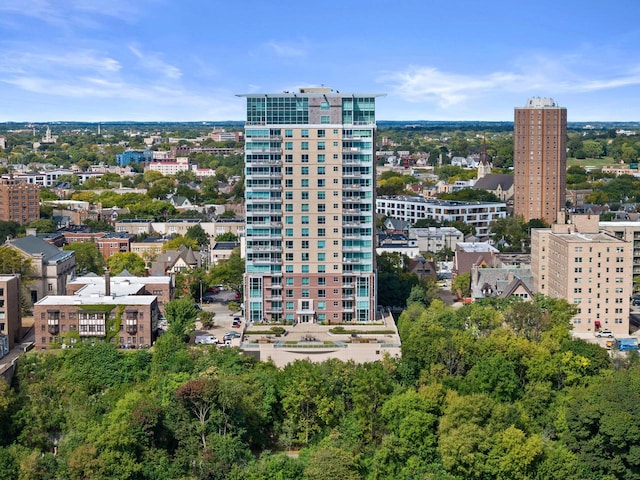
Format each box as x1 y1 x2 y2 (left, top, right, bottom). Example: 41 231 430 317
195 290 244 345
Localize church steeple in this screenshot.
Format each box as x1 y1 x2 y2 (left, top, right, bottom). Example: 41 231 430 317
477 136 493 179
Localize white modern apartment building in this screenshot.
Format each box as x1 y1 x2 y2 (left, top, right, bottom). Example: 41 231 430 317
376 196 507 237
238 88 382 324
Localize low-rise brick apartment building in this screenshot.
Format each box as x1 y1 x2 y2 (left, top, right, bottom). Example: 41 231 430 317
66 271 174 313
34 270 167 350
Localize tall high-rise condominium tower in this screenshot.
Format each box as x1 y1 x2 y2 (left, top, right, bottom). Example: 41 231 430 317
513 97 567 224
238 88 382 324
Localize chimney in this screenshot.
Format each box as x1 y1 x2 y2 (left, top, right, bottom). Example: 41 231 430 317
104 268 110 297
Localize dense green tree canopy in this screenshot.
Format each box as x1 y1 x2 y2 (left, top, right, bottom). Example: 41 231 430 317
63 241 105 274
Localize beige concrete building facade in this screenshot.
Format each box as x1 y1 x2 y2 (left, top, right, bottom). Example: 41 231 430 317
514 97 567 224
532 214 632 335
600 221 640 288
0 275 21 357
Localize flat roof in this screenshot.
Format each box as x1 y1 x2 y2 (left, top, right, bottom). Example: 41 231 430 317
35 295 156 306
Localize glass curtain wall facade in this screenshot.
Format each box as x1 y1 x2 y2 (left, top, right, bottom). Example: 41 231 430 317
239 88 382 324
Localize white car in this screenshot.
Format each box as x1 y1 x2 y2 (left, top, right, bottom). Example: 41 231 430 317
595 329 614 338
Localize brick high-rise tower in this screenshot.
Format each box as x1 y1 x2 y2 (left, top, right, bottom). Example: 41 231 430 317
514 97 567 224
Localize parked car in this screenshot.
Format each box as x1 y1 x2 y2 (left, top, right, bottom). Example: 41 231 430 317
595 329 614 338
223 331 242 342
201 292 217 303
235 292 241 299
195 335 218 344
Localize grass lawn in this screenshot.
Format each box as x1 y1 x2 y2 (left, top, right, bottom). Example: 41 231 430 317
567 156 623 169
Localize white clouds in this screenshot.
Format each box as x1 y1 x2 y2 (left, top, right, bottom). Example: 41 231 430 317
0 0 148 27
382 54 640 110
266 41 307 58
129 45 182 80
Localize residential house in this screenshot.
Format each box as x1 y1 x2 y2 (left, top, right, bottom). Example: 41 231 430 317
150 245 201 276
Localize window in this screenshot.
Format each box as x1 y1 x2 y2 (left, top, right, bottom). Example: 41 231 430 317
301 179 309 187
302 228 309 237
317 179 326 187
321 102 330 110
301 166 309 175
301 192 309 200
302 204 309 212
318 154 325 163
318 142 326 150
286 277 294 286
286 241 293 249
285 179 293 187
302 289 310 298
302 216 309 224
285 265 293 272
302 240 309 249
318 191 326 199
285 228 293 236
301 141 309 150
286 302 294 310
285 166 293 175
285 216 294 224
318 228 326 236
285 154 293 162
302 277 310 285
302 265 309 273
318 216 325 224
301 129 309 138
285 192 293 199
285 253 294 261
286 289 294 297
301 154 309 162
285 142 293 150
285 204 293 212
285 129 293 137
321 115 330 124
318 129 325 138
318 204 325 212
318 240 325 248
318 253 326 261
318 167 325 174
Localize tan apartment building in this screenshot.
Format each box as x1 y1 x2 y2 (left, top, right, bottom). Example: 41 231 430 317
0 176 40 225
6 235 76 303
0 275 21 358
600 220 640 290
239 88 380 324
531 213 632 335
514 97 567 224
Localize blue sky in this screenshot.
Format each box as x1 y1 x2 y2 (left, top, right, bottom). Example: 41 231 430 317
2 0 640 122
